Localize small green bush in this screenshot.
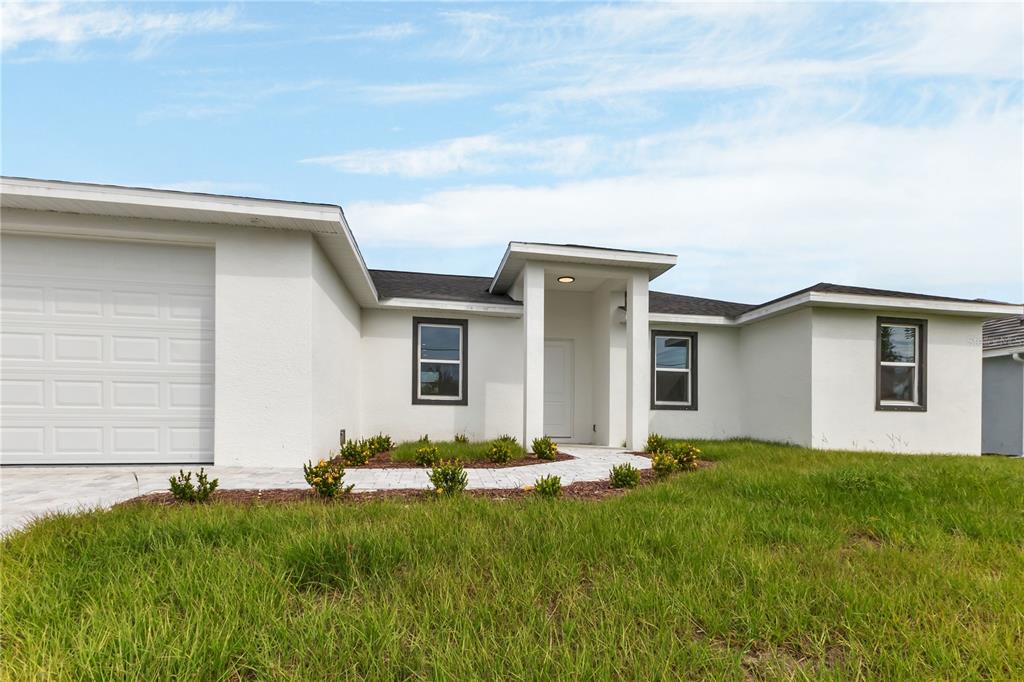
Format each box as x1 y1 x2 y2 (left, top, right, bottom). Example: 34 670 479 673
650 451 678 478
303 458 353 498
454 433 469 444
168 468 219 503
364 433 394 455
670 442 700 471
429 460 468 496
488 437 517 464
338 440 371 466
609 463 641 489
645 433 669 454
415 444 439 467
533 474 562 499
531 436 557 461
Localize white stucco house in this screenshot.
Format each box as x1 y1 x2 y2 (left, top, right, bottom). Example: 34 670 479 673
981 316 1024 456
1 177 1021 467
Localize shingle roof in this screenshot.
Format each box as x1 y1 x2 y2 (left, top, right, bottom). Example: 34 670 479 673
983 315 1024 352
747 282 1008 312
369 269 519 306
649 291 755 317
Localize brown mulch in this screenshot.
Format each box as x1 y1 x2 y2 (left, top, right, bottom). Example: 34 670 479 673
121 469 666 507
338 450 575 469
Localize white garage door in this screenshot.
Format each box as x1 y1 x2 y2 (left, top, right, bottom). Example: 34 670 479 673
1 235 214 465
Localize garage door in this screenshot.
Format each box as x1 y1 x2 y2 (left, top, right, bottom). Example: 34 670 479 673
1 235 214 465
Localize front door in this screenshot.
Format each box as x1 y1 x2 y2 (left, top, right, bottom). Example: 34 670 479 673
543 339 573 439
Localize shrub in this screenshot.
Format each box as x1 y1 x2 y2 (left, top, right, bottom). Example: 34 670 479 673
609 463 641 489
303 458 353 498
418 434 430 444
415 444 439 467
533 474 562 499
645 433 669 454
168 468 219 503
364 433 393 455
670 442 700 471
650 451 678 478
531 436 558 461
338 440 371 466
488 438 517 464
429 460 468 496
454 433 469 444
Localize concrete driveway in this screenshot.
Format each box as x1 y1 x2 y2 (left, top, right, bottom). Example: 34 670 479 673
1 446 649 535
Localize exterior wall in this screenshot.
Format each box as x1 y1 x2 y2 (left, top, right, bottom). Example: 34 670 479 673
811 309 982 454
649 324 744 440
982 355 1024 455
360 308 523 442
0 209 360 468
545 290 593 443
739 309 813 446
311 241 363 457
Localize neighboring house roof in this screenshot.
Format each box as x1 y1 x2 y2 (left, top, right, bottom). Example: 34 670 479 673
370 269 520 306
649 291 755 318
983 315 1024 353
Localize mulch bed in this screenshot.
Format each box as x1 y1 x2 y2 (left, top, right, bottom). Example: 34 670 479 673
340 450 575 469
121 469 666 507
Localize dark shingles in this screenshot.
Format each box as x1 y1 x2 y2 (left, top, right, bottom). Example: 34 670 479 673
983 316 1024 352
750 282 1010 311
649 291 755 317
369 269 519 306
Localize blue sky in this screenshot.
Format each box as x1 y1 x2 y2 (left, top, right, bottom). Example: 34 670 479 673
2 2 1022 304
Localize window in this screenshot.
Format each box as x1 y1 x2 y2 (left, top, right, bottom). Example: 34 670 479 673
650 331 697 410
876 317 927 411
412 317 468 405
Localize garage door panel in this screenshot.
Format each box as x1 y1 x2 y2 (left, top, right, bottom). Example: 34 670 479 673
2 235 214 465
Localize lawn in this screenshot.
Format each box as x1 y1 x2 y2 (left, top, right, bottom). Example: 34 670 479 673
3 441 1022 679
388 437 525 463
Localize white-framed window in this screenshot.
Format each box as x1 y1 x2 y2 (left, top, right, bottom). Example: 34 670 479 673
877 318 927 411
651 331 697 410
413 317 468 405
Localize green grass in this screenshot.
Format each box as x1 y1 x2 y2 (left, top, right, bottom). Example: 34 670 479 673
388 437 525 463
3 440 1023 679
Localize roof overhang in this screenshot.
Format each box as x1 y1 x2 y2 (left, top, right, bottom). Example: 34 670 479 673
983 345 1024 358
736 291 1023 325
0 177 379 306
489 242 677 294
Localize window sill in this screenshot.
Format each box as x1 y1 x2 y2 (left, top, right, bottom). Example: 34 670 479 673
876 402 926 412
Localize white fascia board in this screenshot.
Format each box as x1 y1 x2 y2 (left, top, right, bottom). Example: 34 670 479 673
490 242 677 293
983 345 1024 358
648 313 734 327
377 297 523 318
736 292 1022 325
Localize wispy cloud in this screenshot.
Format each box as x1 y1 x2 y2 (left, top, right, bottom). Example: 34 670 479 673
357 81 487 104
301 134 596 177
139 79 328 122
0 2 251 58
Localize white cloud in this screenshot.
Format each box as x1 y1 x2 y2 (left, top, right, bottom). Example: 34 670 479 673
357 82 487 104
301 134 596 177
0 2 246 57
345 112 1022 301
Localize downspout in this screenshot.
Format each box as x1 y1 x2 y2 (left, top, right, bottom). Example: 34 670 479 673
1012 353 1024 364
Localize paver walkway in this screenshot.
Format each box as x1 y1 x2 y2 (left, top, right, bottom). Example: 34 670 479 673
0 446 649 535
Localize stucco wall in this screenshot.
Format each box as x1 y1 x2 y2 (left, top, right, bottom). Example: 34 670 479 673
0 209 359 468
545 290 594 443
982 355 1024 455
311 241 362 458
810 309 982 454
649 324 744 440
360 308 523 442
739 309 813 446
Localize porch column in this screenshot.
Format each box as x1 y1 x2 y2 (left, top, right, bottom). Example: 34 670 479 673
522 261 545 450
625 269 649 451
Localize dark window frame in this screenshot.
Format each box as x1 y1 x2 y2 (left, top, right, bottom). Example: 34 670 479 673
412 317 469 406
650 330 698 411
875 316 927 412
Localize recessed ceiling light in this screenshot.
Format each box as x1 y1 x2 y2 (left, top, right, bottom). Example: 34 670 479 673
557 276 575 284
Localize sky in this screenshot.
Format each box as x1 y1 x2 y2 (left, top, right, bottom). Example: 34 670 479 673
2 1 1022 304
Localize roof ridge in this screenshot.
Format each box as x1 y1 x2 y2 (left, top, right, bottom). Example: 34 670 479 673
368 268 491 280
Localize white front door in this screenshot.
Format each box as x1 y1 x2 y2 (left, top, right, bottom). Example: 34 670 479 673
543 339 573 439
